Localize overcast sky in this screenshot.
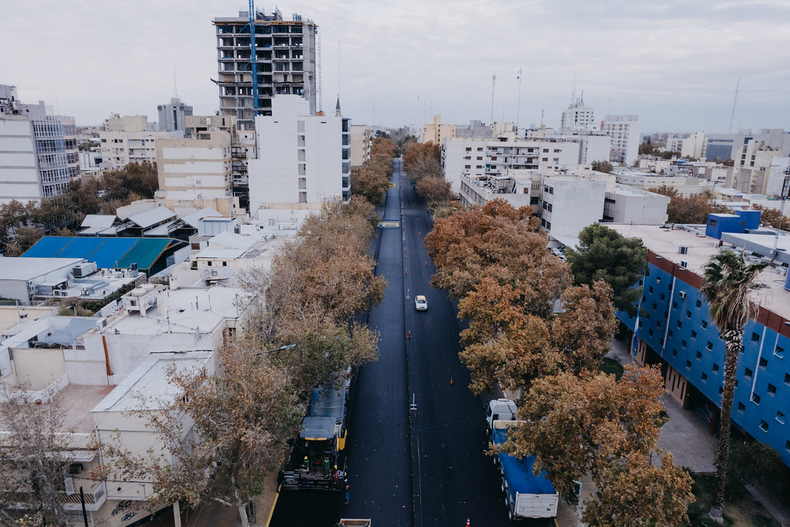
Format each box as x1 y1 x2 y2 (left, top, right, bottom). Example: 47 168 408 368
2 0 789 133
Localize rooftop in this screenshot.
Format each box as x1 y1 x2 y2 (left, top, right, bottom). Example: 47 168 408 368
609 224 790 321
0 257 83 281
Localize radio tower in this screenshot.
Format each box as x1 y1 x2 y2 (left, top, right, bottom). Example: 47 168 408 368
490 74 496 125
317 31 323 113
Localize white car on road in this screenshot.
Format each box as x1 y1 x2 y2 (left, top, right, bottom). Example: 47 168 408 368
415 295 427 311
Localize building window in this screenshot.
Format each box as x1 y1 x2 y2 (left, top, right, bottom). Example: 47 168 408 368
695 351 701 359
668 329 674 337
701 320 708 329
682 340 688 349
660 293 666 301
223 262 228 267
775 346 784 359
706 341 713 351
686 311 692 319
649 329 654 337
685 360 692 369
744 367 753 378
759 357 768 368
672 301 678 309
759 420 769 432
207 261 212 267
752 393 761 405
691 330 697 339
702 373 708 381
677 321 682 329
696 299 702 308
713 363 720 372
768 383 777 395
785 372 790 385
652 303 657 311
738 402 746 412
752 332 760 342
777 411 786 425
656 320 662 328
672 349 678 357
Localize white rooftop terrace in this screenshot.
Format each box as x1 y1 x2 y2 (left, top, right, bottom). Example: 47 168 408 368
101 285 247 337
610 224 790 320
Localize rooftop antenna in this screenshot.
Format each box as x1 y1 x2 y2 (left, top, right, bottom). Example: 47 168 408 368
541 109 544 127
490 74 496 124
516 68 523 128
571 71 576 104
729 77 740 133
173 65 179 99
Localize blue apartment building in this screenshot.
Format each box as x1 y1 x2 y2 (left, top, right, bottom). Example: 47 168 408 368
613 211 790 468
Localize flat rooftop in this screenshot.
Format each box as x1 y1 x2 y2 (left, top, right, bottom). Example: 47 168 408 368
0 384 115 434
610 224 790 320
0 257 83 280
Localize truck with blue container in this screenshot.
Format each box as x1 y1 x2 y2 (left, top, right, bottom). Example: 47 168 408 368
488 400 559 521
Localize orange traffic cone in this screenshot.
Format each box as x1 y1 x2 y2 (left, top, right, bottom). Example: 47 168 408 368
404 253 407 259
466 518 470 527
450 377 454 385
424 262 427 267
405 269 408 276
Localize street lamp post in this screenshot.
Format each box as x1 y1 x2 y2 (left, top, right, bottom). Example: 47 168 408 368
255 344 295 357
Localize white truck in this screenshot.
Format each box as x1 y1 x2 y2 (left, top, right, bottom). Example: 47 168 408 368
487 399 559 522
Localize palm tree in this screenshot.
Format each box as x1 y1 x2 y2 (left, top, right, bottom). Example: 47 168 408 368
701 249 766 522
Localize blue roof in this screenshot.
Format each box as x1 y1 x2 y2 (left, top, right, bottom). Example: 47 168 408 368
21 236 183 272
90 238 137 269
492 427 556 495
20 236 73 258
56 237 106 259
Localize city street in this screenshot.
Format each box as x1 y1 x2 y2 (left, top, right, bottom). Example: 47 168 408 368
271 158 551 526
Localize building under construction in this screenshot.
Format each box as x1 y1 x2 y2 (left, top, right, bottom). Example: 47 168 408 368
213 8 318 131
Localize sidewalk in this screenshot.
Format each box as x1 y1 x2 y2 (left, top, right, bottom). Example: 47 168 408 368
607 338 790 527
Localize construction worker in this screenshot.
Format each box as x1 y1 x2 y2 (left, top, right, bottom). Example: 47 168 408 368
344 478 350 505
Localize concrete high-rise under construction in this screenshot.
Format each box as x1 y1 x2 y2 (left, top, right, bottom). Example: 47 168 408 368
213 8 317 131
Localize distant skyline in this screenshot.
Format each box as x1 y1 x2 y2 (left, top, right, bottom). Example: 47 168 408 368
2 0 789 133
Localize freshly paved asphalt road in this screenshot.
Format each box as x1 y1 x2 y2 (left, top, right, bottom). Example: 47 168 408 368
272 158 551 526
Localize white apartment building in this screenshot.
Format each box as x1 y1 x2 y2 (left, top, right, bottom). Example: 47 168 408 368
665 132 707 160
765 156 790 198
600 114 641 166
560 98 596 132
155 131 235 217
706 129 790 162
99 115 176 170
441 136 604 194
0 85 79 204
213 9 318 130
730 139 784 194
541 175 607 243
603 185 670 225
247 95 350 214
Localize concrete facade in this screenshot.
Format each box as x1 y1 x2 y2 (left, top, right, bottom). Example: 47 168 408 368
0 85 79 204
560 98 596 132
350 124 371 167
213 9 318 130
157 97 193 137
600 114 641 166
155 131 235 216
612 221 790 469
99 115 176 170
247 95 349 213
422 115 456 145
706 129 790 162
541 175 606 241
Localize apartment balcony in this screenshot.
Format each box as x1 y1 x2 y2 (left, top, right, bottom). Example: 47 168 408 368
1 480 107 513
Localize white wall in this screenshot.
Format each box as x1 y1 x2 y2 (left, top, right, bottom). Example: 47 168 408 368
0 118 42 205
543 177 606 239
248 96 343 212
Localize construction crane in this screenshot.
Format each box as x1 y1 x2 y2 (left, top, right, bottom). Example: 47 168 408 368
247 0 259 119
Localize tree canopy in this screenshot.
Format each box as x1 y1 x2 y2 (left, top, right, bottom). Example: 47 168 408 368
565 223 647 317
648 185 729 224
501 366 694 525
591 160 613 173
350 137 396 205
402 141 441 181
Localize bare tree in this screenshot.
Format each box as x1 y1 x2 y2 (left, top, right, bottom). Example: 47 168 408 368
0 383 75 526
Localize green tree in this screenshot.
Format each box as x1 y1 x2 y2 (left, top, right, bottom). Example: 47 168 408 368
591 160 613 173
565 224 647 317
700 250 766 522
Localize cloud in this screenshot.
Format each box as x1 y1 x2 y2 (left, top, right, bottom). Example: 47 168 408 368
1 0 788 132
